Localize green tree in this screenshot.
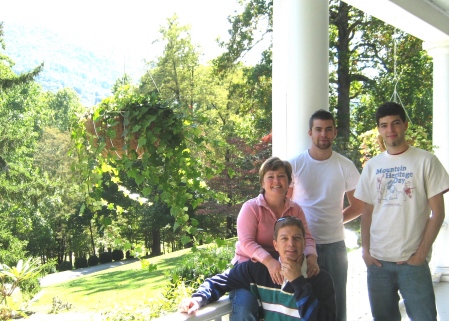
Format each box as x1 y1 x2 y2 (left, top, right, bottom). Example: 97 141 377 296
0 72 53 265
0 22 43 91
352 31 433 137
46 88 84 132
32 127 84 263
112 74 134 94
140 15 200 111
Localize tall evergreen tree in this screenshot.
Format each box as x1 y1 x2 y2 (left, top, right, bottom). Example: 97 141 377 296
0 22 44 91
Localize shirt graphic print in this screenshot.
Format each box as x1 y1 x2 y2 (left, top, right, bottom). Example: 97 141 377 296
375 165 414 206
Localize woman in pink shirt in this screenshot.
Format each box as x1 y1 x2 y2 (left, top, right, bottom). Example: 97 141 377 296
230 156 319 320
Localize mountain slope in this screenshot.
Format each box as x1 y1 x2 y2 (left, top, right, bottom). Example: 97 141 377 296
2 22 143 106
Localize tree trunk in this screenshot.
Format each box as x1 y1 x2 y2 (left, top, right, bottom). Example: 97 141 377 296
226 216 236 238
335 1 352 146
151 228 162 256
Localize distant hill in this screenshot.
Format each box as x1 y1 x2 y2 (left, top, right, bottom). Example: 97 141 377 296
2 22 145 106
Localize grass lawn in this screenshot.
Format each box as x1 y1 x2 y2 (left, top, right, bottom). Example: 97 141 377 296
28 247 203 315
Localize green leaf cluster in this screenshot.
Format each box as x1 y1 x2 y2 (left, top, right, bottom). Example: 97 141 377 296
72 87 226 251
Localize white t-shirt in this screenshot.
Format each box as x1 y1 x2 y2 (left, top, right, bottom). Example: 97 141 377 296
289 150 360 244
354 146 449 262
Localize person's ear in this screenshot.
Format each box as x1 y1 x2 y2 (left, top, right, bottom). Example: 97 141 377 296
273 239 278 252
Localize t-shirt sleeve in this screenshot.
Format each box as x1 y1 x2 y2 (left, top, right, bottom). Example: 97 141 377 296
354 165 373 205
345 161 361 192
425 155 449 199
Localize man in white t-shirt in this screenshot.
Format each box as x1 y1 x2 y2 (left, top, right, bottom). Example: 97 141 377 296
354 102 449 321
288 109 363 321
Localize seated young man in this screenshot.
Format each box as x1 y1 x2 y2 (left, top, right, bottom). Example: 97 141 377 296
179 217 336 320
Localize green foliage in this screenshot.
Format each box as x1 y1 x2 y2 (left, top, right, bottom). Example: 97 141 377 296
71 87 226 252
214 0 272 70
147 277 204 319
142 245 234 319
88 255 99 267
140 15 200 109
166 245 234 286
74 257 88 269
19 276 41 301
0 230 28 267
101 275 203 320
99 252 113 264
46 88 84 132
0 258 42 318
112 249 124 261
57 261 72 272
39 258 58 276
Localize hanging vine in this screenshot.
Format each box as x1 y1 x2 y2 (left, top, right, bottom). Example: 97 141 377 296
71 87 227 252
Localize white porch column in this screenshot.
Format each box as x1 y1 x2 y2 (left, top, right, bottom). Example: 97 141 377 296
423 40 449 282
272 0 329 160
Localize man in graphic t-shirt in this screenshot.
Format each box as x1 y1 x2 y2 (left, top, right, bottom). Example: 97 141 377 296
355 101 449 321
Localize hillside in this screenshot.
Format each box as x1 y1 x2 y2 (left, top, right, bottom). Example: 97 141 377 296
2 22 145 106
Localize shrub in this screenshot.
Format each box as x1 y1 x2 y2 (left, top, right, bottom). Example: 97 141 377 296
125 250 134 259
111 249 124 261
40 258 58 276
146 276 203 319
20 276 41 301
74 257 88 269
87 255 99 267
167 245 234 286
99 252 112 264
57 261 72 272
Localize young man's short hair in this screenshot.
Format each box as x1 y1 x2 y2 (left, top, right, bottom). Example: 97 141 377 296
375 102 407 126
309 109 336 130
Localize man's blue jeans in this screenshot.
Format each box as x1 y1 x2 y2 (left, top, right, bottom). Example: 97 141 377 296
367 260 437 321
316 241 347 321
229 288 260 321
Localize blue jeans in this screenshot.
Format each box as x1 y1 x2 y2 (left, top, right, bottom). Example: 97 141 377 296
316 241 347 321
229 288 260 321
367 260 437 321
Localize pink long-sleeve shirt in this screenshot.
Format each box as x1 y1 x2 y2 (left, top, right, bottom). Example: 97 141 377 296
232 193 317 265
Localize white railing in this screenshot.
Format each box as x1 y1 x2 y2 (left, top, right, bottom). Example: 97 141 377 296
155 296 231 321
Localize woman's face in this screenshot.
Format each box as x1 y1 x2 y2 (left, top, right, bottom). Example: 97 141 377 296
262 167 289 197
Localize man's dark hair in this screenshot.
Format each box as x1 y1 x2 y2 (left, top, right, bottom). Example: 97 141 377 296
309 109 335 130
273 216 305 240
375 102 407 126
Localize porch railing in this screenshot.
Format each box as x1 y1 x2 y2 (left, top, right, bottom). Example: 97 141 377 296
154 295 231 321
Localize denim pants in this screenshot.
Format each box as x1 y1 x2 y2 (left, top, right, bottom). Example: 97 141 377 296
367 260 437 321
316 241 348 321
229 288 260 321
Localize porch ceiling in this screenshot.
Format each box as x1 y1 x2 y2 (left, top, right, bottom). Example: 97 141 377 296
342 0 449 43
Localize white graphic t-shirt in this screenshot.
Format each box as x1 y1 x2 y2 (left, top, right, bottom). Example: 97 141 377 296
355 146 449 262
